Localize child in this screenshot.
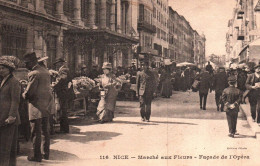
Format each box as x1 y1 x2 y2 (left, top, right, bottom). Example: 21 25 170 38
222 75 242 138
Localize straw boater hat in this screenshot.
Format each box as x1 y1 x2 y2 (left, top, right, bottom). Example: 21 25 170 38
102 62 112 69
38 56 48 62
0 56 16 70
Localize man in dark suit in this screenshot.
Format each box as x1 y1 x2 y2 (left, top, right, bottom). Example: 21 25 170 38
198 69 212 110
53 58 71 133
22 52 53 162
213 67 228 111
222 75 242 138
245 64 260 123
136 62 156 122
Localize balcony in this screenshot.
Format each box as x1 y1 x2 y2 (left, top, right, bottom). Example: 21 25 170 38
238 9 244 14
137 20 156 33
237 30 245 40
237 13 243 19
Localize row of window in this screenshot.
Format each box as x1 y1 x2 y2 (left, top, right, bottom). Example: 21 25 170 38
153 7 168 28
1 24 57 69
155 0 168 13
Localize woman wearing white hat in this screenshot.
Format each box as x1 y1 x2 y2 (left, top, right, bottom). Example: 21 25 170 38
96 62 122 123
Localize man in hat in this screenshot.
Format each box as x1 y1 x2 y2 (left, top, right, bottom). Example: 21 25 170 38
136 61 156 122
222 75 242 138
22 52 52 162
237 66 247 92
205 61 213 75
89 64 100 79
213 67 228 111
52 58 71 133
245 63 260 124
80 64 89 77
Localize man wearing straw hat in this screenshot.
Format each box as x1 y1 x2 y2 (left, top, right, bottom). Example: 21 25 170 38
22 52 52 162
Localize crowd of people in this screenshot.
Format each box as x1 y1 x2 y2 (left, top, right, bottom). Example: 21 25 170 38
0 50 260 165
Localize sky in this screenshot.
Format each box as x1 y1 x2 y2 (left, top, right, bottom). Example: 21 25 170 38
169 0 236 56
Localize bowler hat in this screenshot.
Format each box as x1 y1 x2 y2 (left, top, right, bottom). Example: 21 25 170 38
102 62 112 69
23 52 37 63
228 75 237 83
53 58 66 65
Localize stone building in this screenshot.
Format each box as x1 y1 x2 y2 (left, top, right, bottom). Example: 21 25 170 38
0 0 138 75
168 7 205 65
152 0 169 63
226 0 260 65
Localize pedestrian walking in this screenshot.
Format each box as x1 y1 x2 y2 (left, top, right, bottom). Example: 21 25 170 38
198 68 211 110
160 66 172 98
53 58 72 133
136 62 156 122
96 62 122 123
222 75 242 138
245 64 260 124
22 52 53 162
213 67 228 112
0 57 21 166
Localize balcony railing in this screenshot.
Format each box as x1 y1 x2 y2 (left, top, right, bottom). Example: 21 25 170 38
237 30 245 40
238 9 244 14
137 20 156 33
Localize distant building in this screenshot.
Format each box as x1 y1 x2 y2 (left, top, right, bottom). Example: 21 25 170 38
168 7 206 66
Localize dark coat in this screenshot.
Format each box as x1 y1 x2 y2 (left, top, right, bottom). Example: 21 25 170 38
222 86 242 112
0 75 21 126
136 70 156 97
198 71 211 94
213 71 228 93
23 65 53 120
237 72 247 91
245 73 260 98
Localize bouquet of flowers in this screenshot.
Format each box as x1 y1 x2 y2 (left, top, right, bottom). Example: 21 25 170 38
72 77 96 95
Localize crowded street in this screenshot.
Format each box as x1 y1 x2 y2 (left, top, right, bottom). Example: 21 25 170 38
16 91 260 166
1 0 260 166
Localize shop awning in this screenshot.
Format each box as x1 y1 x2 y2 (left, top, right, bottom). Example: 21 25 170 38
238 37 260 63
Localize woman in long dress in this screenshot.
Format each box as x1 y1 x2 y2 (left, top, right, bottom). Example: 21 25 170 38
160 66 173 98
96 62 122 123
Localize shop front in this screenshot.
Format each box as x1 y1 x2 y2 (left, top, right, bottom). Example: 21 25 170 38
63 29 138 76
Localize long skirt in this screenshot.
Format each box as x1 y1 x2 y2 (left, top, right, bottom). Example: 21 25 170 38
161 79 172 97
96 88 118 122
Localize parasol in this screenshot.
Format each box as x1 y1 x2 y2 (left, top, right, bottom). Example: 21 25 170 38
176 62 196 67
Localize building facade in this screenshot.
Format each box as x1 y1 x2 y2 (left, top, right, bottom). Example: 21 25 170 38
0 0 138 76
168 7 206 66
226 0 260 65
152 0 169 62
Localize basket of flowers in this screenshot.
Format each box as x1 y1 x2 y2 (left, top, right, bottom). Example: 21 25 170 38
72 76 97 98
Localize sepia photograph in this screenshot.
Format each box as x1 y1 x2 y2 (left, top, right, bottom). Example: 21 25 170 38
0 0 260 165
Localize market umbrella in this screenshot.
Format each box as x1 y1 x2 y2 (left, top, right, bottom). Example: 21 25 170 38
176 62 196 67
